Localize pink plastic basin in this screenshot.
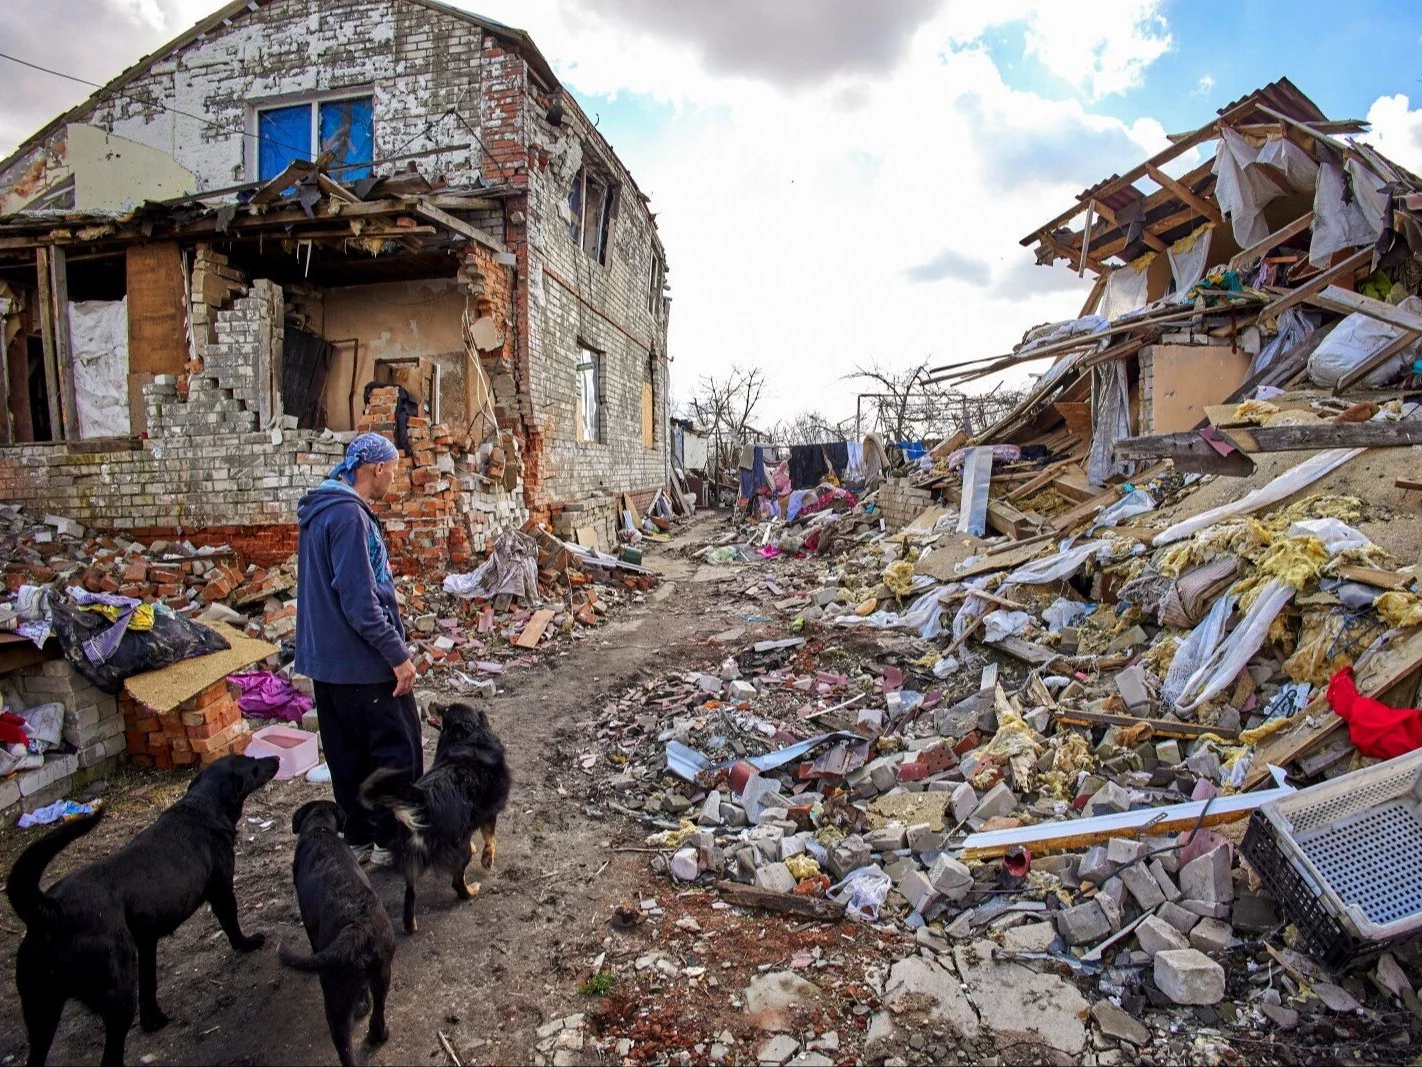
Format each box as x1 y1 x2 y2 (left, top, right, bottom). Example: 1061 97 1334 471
245 724 319 780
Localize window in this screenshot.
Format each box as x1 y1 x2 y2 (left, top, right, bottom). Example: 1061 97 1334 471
576 345 601 443
256 96 374 182
646 253 665 317
568 166 616 263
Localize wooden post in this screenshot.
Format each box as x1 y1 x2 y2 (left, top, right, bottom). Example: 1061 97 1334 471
34 247 63 441
48 245 79 441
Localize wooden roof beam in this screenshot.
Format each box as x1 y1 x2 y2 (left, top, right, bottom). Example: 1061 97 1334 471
1144 164 1223 225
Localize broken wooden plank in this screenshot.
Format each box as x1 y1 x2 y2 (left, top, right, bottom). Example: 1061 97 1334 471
716 880 846 921
512 608 556 649
1114 429 1257 476
985 498 1039 540
1258 248 1373 321
412 201 507 253
990 635 1058 668
1006 460 1074 503
1052 707 1239 741
1334 565 1411 590
961 777 1296 859
1248 420 1422 451
1144 163 1224 225
952 538 1053 580
34 246 63 440
1334 328 1421 393
1396 478 1422 491
1051 487 1121 533
1229 212 1315 272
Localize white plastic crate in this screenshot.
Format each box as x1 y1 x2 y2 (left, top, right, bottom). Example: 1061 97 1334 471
1253 747 1422 944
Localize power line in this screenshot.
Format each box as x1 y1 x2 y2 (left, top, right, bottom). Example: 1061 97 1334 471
1 49 326 161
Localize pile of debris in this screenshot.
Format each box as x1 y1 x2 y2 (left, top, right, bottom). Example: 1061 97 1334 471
586 468 1422 1056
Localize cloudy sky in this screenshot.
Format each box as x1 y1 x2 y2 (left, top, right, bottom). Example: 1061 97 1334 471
2 0 1421 427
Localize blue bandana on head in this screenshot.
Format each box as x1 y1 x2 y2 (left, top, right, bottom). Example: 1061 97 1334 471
329 432 399 484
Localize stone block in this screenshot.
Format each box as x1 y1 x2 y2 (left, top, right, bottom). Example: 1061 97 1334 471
906 822 946 853
1179 846 1233 906
1157 901 1199 935
927 855 973 901
897 869 936 912
1091 1000 1151 1047
1188 917 1234 953
1058 901 1111 945
866 824 907 853
827 836 870 881
753 863 798 895
1149 858 1182 902
949 781 978 824
1001 922 1057 953
1153 948 1225 1005
1079 845 1114 884
970 781 1017 821
1120 864 1166 910
1086 780 1131 816
1106 838 1146 866
1136 915 1191 958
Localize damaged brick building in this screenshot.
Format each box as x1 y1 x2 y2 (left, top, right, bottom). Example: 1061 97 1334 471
0 0 673 572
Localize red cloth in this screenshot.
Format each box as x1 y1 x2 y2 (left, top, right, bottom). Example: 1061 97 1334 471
1327 666 1422 760
0 712 28 747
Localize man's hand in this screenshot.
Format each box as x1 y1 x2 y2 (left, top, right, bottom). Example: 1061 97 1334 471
392 659 417 697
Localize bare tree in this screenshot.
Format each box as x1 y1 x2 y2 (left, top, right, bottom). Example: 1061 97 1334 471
849 361 1026 443
688 366 766 485
771 409 855 447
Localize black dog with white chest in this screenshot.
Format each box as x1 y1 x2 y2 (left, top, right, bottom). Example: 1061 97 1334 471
361 701 511 933
7 753 278 1067
281 799 396 1067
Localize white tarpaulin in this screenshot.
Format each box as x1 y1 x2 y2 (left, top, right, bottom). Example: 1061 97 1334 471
1310 161 1379 267
1307 295 1422 389
1213 128 1290 248
1167 225 1214 295
68 299 129 439
1098 261 1151 322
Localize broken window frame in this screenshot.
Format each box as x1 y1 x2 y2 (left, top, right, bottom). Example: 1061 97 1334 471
253 93 375 183
576 344 602 443
568 166 617 265
646 253 665 318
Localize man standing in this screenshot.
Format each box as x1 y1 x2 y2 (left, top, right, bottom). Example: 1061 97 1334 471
295 432 420 866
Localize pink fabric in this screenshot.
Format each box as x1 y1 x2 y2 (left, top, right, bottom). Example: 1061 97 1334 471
228 671 313 723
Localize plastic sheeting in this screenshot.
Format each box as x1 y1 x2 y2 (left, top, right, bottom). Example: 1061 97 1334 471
1306 295 1422 388
834 586 946 640
828 863 892 920
982 610 1031 643
1167 225 1214 295
1251 307 1316 378
1003 540 1110 585
1161 593 1236 708
1099 262 1151 322
1310 161 1380 268
1287 518 1373 556
1091 488 1155 533
68 299 129 439
1018 315 1109 356
1213 127 1294 248
1153 448 1365 546
1088 362 1133 486
443 529 541 604
1176 579 1295 713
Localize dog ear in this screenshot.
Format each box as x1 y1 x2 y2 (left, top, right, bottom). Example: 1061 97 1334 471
331 804 347 832
291 800 317 835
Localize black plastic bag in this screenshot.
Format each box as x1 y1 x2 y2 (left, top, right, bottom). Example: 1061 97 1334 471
49 598 231 695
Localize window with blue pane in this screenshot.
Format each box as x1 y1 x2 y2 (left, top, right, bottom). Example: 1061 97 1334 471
255 96 374 182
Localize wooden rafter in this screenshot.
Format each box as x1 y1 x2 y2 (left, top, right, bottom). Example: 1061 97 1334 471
1144 163 1224 225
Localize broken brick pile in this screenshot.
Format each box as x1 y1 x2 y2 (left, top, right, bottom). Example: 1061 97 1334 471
359 386 528 575
0 505 293 617
121 678 250 771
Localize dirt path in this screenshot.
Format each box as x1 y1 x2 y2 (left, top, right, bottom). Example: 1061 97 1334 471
0 517 740 1066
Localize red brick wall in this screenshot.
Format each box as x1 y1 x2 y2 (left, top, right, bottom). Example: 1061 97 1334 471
126 524 298 569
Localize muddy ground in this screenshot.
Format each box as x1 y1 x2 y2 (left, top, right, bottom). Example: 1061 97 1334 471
0 516 773 1067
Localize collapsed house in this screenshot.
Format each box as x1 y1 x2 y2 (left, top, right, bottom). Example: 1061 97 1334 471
919 77 1421 498
0 0 674 570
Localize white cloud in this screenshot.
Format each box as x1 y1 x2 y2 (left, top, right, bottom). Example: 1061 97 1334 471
0 0 1180 425
1362 94 1422 175
1194 74 1215 97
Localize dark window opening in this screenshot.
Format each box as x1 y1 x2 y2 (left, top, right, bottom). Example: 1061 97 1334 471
27 335 53 443
568 166 617 264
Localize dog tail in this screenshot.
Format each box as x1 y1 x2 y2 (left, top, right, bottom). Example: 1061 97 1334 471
6 810 103 929
360 767 426 836
279 930 364 973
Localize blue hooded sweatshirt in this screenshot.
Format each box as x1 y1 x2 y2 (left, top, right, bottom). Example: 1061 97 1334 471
294 479 409 684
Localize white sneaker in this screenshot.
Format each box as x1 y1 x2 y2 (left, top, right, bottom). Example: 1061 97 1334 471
350 842 374 865
369 846 394 869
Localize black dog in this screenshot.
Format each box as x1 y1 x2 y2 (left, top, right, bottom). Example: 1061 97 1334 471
361 702 511 933
7 753 278 1067
281 800 396 1067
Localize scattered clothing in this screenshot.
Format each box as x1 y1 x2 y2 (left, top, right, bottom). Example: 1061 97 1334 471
228 671 314 723
17 799 99 829
1328 666 1422 760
